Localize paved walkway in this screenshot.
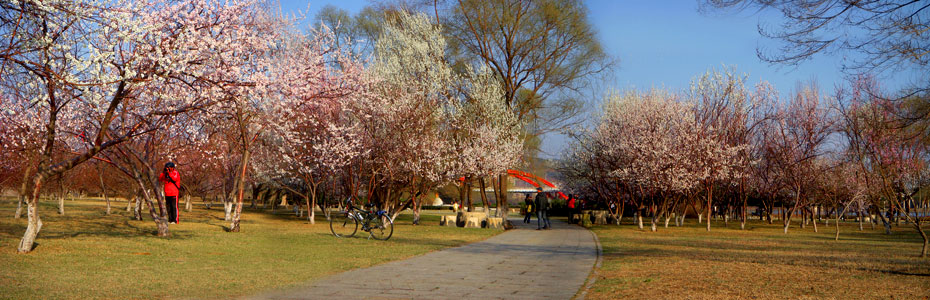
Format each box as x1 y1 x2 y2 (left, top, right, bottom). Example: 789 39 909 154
248 217 598 300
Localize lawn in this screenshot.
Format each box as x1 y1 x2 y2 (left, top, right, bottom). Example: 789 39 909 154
0 197 498 299
586 219 930 300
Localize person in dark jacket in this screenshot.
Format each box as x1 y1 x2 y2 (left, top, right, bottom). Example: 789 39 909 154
158 162 181 224
535 187 551 230
523 194 534 223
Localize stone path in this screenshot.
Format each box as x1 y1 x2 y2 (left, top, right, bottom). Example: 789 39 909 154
248 218 598 300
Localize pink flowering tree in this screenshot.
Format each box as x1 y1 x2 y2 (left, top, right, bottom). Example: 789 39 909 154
764 82 836 234
0 0 283 252
837 75 929 256
251 21 373 224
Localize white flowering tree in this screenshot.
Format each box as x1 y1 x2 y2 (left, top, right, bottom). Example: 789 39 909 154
689 67 753 231
593 89 703 231
450 66 524 218
358 11 460 222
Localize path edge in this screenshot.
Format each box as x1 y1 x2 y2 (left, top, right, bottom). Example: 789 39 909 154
574 225 603 300
244 221 509 299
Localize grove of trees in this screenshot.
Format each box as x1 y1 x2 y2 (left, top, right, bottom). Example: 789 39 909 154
1 0 927 262
2 0 610 253
558 67 929 257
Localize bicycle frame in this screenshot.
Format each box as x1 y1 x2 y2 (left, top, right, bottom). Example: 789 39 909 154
340 200 391 239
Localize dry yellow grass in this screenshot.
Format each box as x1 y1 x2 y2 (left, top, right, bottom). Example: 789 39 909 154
587 219 930 300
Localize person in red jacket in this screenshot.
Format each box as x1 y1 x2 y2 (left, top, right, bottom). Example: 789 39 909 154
159 162 181 224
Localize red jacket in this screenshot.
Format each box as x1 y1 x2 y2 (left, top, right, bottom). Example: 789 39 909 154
159 169 181 197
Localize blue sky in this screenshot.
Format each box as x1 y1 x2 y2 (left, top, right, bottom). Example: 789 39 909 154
278 0 920 159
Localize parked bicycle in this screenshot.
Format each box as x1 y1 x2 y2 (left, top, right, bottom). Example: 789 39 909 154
330 198 394 240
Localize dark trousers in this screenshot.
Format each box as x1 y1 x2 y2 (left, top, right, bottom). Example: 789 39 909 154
166 196 179 223
537 210 551 229
524 211 533 223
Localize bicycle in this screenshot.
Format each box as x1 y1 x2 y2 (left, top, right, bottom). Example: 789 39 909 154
330 198 394 240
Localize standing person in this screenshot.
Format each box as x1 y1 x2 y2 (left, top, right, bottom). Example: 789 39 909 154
159 162 181 224
523 194 534 224
535 187 551 230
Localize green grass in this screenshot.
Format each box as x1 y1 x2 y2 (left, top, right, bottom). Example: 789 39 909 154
0 197 499 299
587 219 930 300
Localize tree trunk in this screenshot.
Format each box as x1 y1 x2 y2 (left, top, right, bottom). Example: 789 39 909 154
18 175 47 253
916 222 928 258
133 175 169 237
413 193 424 225
497 174 508 219
58 176 65 215
800 209 806 229
835 204 850 241
185 194 192 212
250 183 257 209
224 197 233 221
98 164 111 215
617 202 625 225
308 187 316 224
783 207 793 234
706 184 712 232
811 208 818 233
270 190 277 213
458 179 466 212
857 209 863 231
650 204 658 232
134 196 143 220
229 147 251 232
740 188 747 230
15 195 25 219
877 209 892 235
466 179 473 212
15 165 32 219
724 204 729 227
637 209 644 230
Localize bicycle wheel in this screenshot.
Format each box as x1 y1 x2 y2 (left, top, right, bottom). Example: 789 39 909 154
368 215 394 241
330 210 358 238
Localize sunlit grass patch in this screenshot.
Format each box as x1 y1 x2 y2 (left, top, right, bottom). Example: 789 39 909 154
587 220 930 300
0 198 499 299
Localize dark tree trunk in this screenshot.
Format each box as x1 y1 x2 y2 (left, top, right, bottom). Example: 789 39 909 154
916 223 928 258
466 179 473 212
479 177 490 219
497 174 507 219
